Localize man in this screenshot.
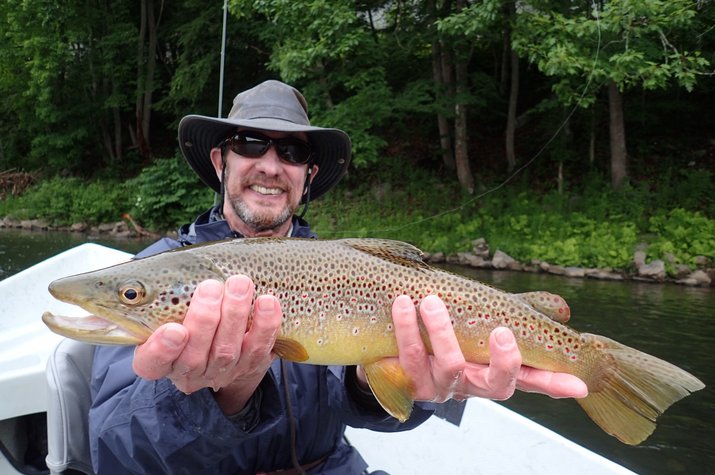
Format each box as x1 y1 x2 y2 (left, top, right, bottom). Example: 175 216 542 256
89 80 587 474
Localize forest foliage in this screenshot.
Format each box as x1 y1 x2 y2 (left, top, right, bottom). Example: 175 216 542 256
1 1 714 269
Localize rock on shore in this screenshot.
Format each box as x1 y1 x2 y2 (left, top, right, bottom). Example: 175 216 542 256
425 238 713 287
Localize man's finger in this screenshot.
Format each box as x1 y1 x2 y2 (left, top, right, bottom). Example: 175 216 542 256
205 275 253 380
517 367 589 399
174 279 224 375
240 295 282 368
484 327 521 400
418 295 465 398
133 323 188 379
392 295 429 375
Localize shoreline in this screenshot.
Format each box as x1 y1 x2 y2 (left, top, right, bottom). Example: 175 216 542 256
2 218 712 288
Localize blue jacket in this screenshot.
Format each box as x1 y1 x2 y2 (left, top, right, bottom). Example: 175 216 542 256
89 207 436 474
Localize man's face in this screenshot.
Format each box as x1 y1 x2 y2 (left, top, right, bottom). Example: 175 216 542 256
210 128 318 237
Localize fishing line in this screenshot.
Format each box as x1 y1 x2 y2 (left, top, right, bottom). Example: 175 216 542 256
320 1 603 238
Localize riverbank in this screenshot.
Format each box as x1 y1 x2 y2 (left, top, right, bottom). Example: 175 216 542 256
426 237 713 288
2 217 712 288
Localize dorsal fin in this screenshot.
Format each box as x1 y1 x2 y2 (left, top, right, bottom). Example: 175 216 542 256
340 238 429 270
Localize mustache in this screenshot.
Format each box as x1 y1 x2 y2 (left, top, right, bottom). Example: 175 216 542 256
240 175 293 192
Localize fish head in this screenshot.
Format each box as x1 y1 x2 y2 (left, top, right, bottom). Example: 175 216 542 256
43 250 224 345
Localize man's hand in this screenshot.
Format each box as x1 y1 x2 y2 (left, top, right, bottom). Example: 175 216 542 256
132 275 283 415
358 294 588 403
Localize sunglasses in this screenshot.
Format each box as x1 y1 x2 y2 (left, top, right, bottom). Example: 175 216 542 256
222 132 313 165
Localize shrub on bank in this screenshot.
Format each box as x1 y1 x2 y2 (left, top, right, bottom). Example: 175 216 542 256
2 160 713 275
125 156 214 231
0 177 126 225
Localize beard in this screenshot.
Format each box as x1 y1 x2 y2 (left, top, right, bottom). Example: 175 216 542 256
228 195 295 233
223 170 299 233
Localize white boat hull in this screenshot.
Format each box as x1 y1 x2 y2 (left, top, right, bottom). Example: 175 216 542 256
0 243 636 474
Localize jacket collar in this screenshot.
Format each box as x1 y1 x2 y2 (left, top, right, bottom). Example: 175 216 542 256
177 206 317 246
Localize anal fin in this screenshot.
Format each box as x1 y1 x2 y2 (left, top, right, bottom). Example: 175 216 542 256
363 360 416 422
273 337 309 362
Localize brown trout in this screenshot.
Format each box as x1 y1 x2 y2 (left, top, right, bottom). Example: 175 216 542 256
42 238 704 445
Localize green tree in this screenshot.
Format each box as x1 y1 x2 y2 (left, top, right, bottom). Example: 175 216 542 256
513 0 711 188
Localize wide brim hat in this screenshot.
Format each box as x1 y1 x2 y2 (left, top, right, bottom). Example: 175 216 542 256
178 80 351 202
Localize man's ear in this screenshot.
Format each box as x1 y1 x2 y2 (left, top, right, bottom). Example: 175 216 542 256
308 163 319 184
210 148 223 181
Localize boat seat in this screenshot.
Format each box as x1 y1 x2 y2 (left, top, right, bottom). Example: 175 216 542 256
45 338 96 475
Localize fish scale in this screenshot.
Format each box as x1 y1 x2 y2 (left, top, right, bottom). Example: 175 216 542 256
43 237 704 445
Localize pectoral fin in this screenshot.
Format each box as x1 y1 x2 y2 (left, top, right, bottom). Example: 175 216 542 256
273 337 309 362
363 360 416 422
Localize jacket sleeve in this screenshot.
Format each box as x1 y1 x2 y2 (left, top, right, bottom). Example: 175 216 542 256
88 346 284 474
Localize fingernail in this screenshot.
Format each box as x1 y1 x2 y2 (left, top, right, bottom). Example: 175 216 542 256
256 296 275 313
494 328 515 349
396 295 413 310
421 295 441 312
162 325 186 349
227 276 250 297
197 280 222 301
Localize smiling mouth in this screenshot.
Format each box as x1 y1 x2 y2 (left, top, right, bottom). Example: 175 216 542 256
250 184 285 196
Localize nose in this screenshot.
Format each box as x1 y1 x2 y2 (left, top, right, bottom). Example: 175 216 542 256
253 145 283 175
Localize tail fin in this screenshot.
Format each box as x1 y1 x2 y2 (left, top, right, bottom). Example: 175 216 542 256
576 334 704 445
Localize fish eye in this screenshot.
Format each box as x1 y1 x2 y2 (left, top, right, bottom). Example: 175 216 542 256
118 281 147 305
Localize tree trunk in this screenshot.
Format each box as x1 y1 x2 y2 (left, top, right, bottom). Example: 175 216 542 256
454 57 474 194
142 0 158 143
589 107 596 165
505 49 519 172
428 0 456 172
134 0 162 159
607 80 628 188
431 38 455 171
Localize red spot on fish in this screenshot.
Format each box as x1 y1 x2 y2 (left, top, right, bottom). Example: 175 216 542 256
547 345 554 350
468 320 476 326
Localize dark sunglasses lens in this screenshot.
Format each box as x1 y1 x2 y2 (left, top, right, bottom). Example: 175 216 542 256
228 134 311 164
276 141 311 164
231 136 269 157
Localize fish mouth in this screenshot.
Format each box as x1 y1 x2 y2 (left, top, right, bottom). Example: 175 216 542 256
42 311 150 345
46 275 155 345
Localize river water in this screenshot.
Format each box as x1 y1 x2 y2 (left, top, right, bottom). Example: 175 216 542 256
1 229 713 475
